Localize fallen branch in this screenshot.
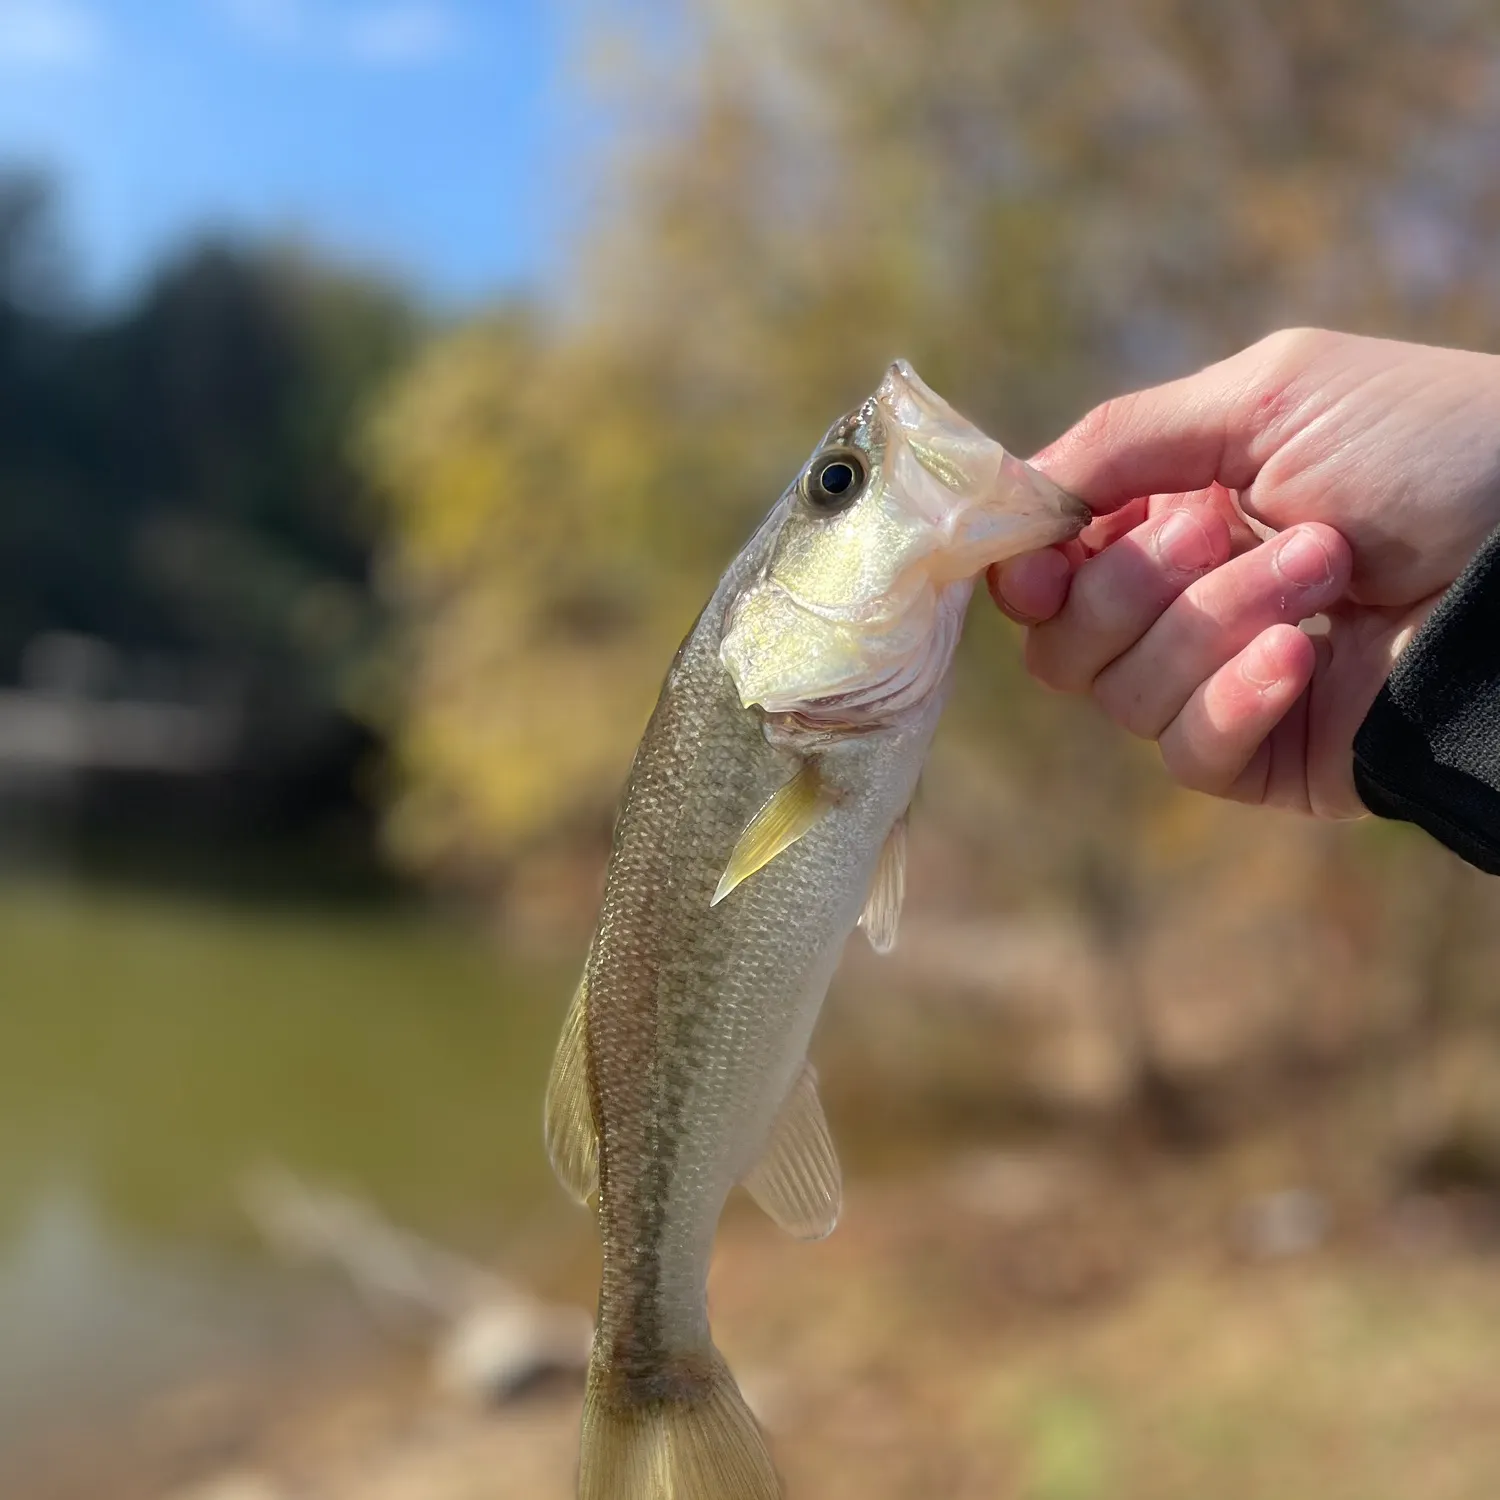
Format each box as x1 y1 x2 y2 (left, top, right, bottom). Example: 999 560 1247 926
240 1165 592 1402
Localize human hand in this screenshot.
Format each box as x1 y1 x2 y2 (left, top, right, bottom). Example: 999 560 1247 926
989 329 1500 817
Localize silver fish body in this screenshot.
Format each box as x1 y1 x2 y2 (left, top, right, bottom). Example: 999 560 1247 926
592 526 942 1362
545 361 1088 1498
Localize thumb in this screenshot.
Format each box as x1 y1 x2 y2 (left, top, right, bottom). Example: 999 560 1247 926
1030 328 1323 514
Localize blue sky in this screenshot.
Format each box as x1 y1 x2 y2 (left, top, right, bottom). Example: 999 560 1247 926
0 0 586 306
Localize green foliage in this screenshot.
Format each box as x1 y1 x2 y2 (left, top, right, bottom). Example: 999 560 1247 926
0 178 416 773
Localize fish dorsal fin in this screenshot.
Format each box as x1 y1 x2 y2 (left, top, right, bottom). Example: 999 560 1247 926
711 762 832 908
741 1060 842 1240
544 976 599 1207
859 813 907 954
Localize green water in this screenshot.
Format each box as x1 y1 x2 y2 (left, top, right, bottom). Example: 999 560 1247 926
0 875 576 1247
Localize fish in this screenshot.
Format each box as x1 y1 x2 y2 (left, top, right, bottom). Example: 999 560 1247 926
544 359 1089 1499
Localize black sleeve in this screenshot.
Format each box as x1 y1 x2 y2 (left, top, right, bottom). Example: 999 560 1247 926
1353 525 1500 873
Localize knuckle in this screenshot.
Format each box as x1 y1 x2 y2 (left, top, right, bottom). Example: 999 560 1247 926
1066 543 1171 643
1092 668 1163 740
1244 327 1337 409
1025 630 1085 694
1070 396 1124 450
1072 556 1146 633
1062 394 1138 481
1253 325 1333 367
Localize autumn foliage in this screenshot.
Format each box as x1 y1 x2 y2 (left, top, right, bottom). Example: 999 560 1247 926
369 0 1500 1152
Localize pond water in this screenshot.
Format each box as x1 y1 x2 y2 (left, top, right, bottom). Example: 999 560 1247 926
0 873 579 1460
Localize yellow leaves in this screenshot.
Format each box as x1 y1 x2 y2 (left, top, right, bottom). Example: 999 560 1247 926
361 5 1144 881
368 314 720 870
385 642 657 871
369 0 1500 889
365 321 519 575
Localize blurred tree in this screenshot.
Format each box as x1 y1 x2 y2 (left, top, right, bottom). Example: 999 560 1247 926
375 0 1500 873
0 188 417 798
0 169 66 316
0 172 76 675
102 242 417 751
373 0 1500 1127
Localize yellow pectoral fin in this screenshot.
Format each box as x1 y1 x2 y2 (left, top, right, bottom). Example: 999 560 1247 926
711 762 832 907
544 976 599 1207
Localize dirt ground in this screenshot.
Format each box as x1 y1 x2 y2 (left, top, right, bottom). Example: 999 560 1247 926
22 1135 1500 1500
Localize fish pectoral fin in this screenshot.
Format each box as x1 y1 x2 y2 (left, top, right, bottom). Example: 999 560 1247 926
741 1060 842 1240
544 976 599 1207
859 812 908 954
712 762 832 908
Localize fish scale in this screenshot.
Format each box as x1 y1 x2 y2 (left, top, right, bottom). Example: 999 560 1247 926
544 360 1089 1498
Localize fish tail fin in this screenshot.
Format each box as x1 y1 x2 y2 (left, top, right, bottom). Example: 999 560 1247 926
579 1341 781 1500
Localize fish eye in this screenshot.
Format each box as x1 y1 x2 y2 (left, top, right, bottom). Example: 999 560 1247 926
801 448 868 513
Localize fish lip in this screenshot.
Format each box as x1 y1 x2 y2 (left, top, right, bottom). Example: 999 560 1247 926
1024 460 1092 525
1058 489 1093 534
938 475 1088 570
878 357 948 421
1014 483 1091 549
877 359 1090 551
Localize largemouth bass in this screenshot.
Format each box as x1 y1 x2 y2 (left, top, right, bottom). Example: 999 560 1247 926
545 361 1088 1498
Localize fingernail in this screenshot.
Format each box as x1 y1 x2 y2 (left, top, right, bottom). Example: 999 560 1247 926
1242 649 1286 691
1152 510 1216 573
1016 548 1072 587
1273 528 1334 589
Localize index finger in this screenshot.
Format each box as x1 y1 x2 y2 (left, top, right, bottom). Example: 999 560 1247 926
1028 329 1327 512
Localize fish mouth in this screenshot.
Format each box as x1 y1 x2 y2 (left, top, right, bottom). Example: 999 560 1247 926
942 455 1091 571
722 360 1090 724
878 358 1090 575
876 359 967 441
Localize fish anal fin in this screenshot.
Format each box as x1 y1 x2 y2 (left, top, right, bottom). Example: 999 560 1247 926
712 762 832 908
544 977 599 1207
858 813 908 954
742 1060 842 1240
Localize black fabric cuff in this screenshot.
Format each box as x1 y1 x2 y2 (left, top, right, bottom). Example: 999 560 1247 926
1354 525 1500 874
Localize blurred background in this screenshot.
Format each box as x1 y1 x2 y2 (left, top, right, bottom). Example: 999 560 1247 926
6 1 1500 1496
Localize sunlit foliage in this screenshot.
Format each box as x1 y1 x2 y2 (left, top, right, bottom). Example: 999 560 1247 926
371 0 1500 1126
374 0 1500 859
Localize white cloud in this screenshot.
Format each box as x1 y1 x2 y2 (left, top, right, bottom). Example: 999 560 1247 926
0 0 105 70
339 3 456 66
215 0 459 68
